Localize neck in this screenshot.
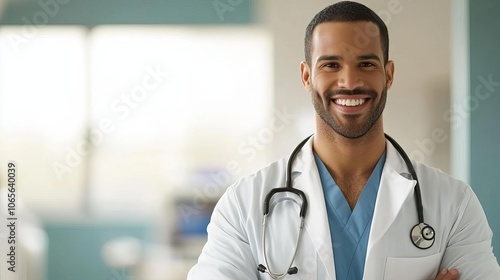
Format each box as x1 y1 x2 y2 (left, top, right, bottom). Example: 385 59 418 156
313 118 386 180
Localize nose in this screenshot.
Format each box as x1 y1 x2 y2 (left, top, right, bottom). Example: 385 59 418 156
337 67 364 90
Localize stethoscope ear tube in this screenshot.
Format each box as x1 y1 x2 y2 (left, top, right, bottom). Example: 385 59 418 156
259 135 311 278
263 187 308 217
260 212 305 279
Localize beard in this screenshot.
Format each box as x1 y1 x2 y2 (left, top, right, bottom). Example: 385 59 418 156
311 85 387 139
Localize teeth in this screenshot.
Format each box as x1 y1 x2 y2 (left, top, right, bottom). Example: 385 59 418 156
335 99 365 106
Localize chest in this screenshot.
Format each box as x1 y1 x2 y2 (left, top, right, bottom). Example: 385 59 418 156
335 177 367 209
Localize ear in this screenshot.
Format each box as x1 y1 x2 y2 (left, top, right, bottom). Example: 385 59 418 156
300 61 312 92
385 60 395 90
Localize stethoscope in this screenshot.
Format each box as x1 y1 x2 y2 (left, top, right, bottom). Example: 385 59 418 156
257 134 435 279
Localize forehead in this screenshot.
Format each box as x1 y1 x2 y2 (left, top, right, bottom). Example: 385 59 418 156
311 21 383 61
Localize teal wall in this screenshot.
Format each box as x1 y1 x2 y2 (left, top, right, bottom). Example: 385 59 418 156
469 0 500 256
0 0 252 26
45 221 151 280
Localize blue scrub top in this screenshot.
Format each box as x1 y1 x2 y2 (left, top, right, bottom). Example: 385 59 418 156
314 151 386 280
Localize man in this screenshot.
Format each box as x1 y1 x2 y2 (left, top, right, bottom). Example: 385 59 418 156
188 1 500 279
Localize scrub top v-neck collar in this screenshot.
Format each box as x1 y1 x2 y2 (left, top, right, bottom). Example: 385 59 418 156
314 151 386 280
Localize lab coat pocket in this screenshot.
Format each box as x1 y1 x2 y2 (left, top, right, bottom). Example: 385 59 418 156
384 253 441 280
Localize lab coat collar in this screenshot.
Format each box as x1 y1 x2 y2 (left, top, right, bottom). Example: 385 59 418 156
289 135 416 280
363 139 416 279
366 139 416 251
289 135 335 280
289 135 414 176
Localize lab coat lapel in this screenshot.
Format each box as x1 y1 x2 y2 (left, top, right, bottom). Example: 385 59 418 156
364 140 415 278
288 137 415 280
291 137 335 280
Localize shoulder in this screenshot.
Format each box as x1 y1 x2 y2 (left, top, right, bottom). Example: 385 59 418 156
411 160 494 238
412 160 470 193
412 160 474 209
215 157 289 218
228 157 288 200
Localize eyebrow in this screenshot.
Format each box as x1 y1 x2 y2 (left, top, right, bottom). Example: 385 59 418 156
316 55 343 63
357 54 381 62
316 54 382 64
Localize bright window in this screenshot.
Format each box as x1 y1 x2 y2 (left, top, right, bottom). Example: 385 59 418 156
0 26 87 216
0 26 272 219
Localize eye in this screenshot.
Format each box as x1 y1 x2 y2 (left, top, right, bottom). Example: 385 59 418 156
359 62 376 68
322 62 340 69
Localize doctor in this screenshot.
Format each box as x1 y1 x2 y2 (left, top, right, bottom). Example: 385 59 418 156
188 1 500 279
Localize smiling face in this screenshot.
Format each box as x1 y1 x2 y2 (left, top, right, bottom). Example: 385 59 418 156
301 21 394 139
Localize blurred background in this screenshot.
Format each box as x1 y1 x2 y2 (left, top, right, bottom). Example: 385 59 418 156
0 0 498 279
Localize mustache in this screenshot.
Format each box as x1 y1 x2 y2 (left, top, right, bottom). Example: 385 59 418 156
326 88 377 99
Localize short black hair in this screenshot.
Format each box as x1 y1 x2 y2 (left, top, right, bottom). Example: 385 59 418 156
304 1 389 66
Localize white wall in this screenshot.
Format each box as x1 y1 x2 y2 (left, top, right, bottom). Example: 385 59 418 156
255 0 451 173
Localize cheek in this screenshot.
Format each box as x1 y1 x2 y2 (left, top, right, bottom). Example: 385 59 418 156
312 73 336 91
364 76 386 93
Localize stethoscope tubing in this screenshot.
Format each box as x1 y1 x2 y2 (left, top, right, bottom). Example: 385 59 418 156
258 134 435 278
384 134 425 224
261 214 305 279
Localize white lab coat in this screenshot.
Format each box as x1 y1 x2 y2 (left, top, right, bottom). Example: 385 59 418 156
188 137 500 279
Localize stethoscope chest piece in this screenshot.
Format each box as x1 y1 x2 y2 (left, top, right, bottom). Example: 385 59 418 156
411 223 435 249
